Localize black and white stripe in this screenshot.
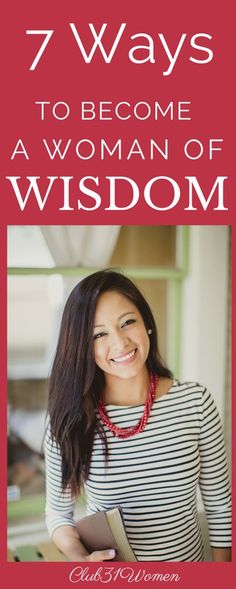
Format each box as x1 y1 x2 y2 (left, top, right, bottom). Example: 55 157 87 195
44 381 231 561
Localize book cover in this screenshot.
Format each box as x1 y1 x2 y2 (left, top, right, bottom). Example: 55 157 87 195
1 1 234 588
76 507 137 561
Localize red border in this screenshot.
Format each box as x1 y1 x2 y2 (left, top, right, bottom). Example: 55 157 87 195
2 1 235 587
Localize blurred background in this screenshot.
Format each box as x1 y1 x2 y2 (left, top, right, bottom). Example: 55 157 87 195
7 225 231 560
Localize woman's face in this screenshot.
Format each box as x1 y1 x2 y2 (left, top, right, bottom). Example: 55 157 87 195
93 290 150 381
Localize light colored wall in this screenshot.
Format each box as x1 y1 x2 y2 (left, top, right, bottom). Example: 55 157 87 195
179 226 230 561
180 226 229 422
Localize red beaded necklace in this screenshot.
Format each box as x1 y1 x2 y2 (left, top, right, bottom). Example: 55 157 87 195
98 373 158 439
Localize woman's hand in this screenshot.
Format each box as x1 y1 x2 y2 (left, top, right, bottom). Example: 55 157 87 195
52 525 116 562
211 547 231 562
82 549 116 562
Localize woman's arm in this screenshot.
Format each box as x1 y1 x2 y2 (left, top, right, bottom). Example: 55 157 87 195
198 389 232 557
211 547 231 562
52 525 115 562
44 428 115 561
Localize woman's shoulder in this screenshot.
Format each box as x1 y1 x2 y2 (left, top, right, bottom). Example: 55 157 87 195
155 377 208 405
168 379 209 402
172 379 206 390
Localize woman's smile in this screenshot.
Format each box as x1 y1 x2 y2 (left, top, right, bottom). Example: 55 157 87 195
93 290 150 381
111 348 137 364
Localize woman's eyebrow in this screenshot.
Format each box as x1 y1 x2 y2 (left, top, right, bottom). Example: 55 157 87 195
118 311 136 320
94 311 136 329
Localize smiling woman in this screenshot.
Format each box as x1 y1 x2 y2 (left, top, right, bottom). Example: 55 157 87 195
44 269 231 563
93 292 151 387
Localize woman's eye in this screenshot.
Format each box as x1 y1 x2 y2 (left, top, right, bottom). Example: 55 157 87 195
93 332 106 340
122 319 136 328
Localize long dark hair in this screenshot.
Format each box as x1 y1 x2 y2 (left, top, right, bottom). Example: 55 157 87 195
47 269 173 495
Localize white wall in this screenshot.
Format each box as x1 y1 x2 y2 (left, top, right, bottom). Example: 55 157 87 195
180 226 229 422
180 226 230 558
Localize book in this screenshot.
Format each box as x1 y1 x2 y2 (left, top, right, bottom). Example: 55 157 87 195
76 507 137 561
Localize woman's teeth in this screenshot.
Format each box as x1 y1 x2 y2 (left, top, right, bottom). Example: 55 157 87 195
112 349 136 363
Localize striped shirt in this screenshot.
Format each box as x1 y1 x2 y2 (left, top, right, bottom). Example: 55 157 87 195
44 381 231 561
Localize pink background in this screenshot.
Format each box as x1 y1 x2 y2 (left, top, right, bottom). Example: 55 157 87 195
1 1 234 587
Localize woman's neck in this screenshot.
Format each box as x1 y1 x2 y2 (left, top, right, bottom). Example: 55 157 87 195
103 368 150 406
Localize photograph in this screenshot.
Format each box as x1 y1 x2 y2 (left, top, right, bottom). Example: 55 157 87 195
7 225 231 564
2 1 234 588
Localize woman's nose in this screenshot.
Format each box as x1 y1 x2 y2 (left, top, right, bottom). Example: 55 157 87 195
110 329 129 349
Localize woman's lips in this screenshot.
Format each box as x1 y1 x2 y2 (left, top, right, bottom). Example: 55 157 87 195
111 349 137 363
